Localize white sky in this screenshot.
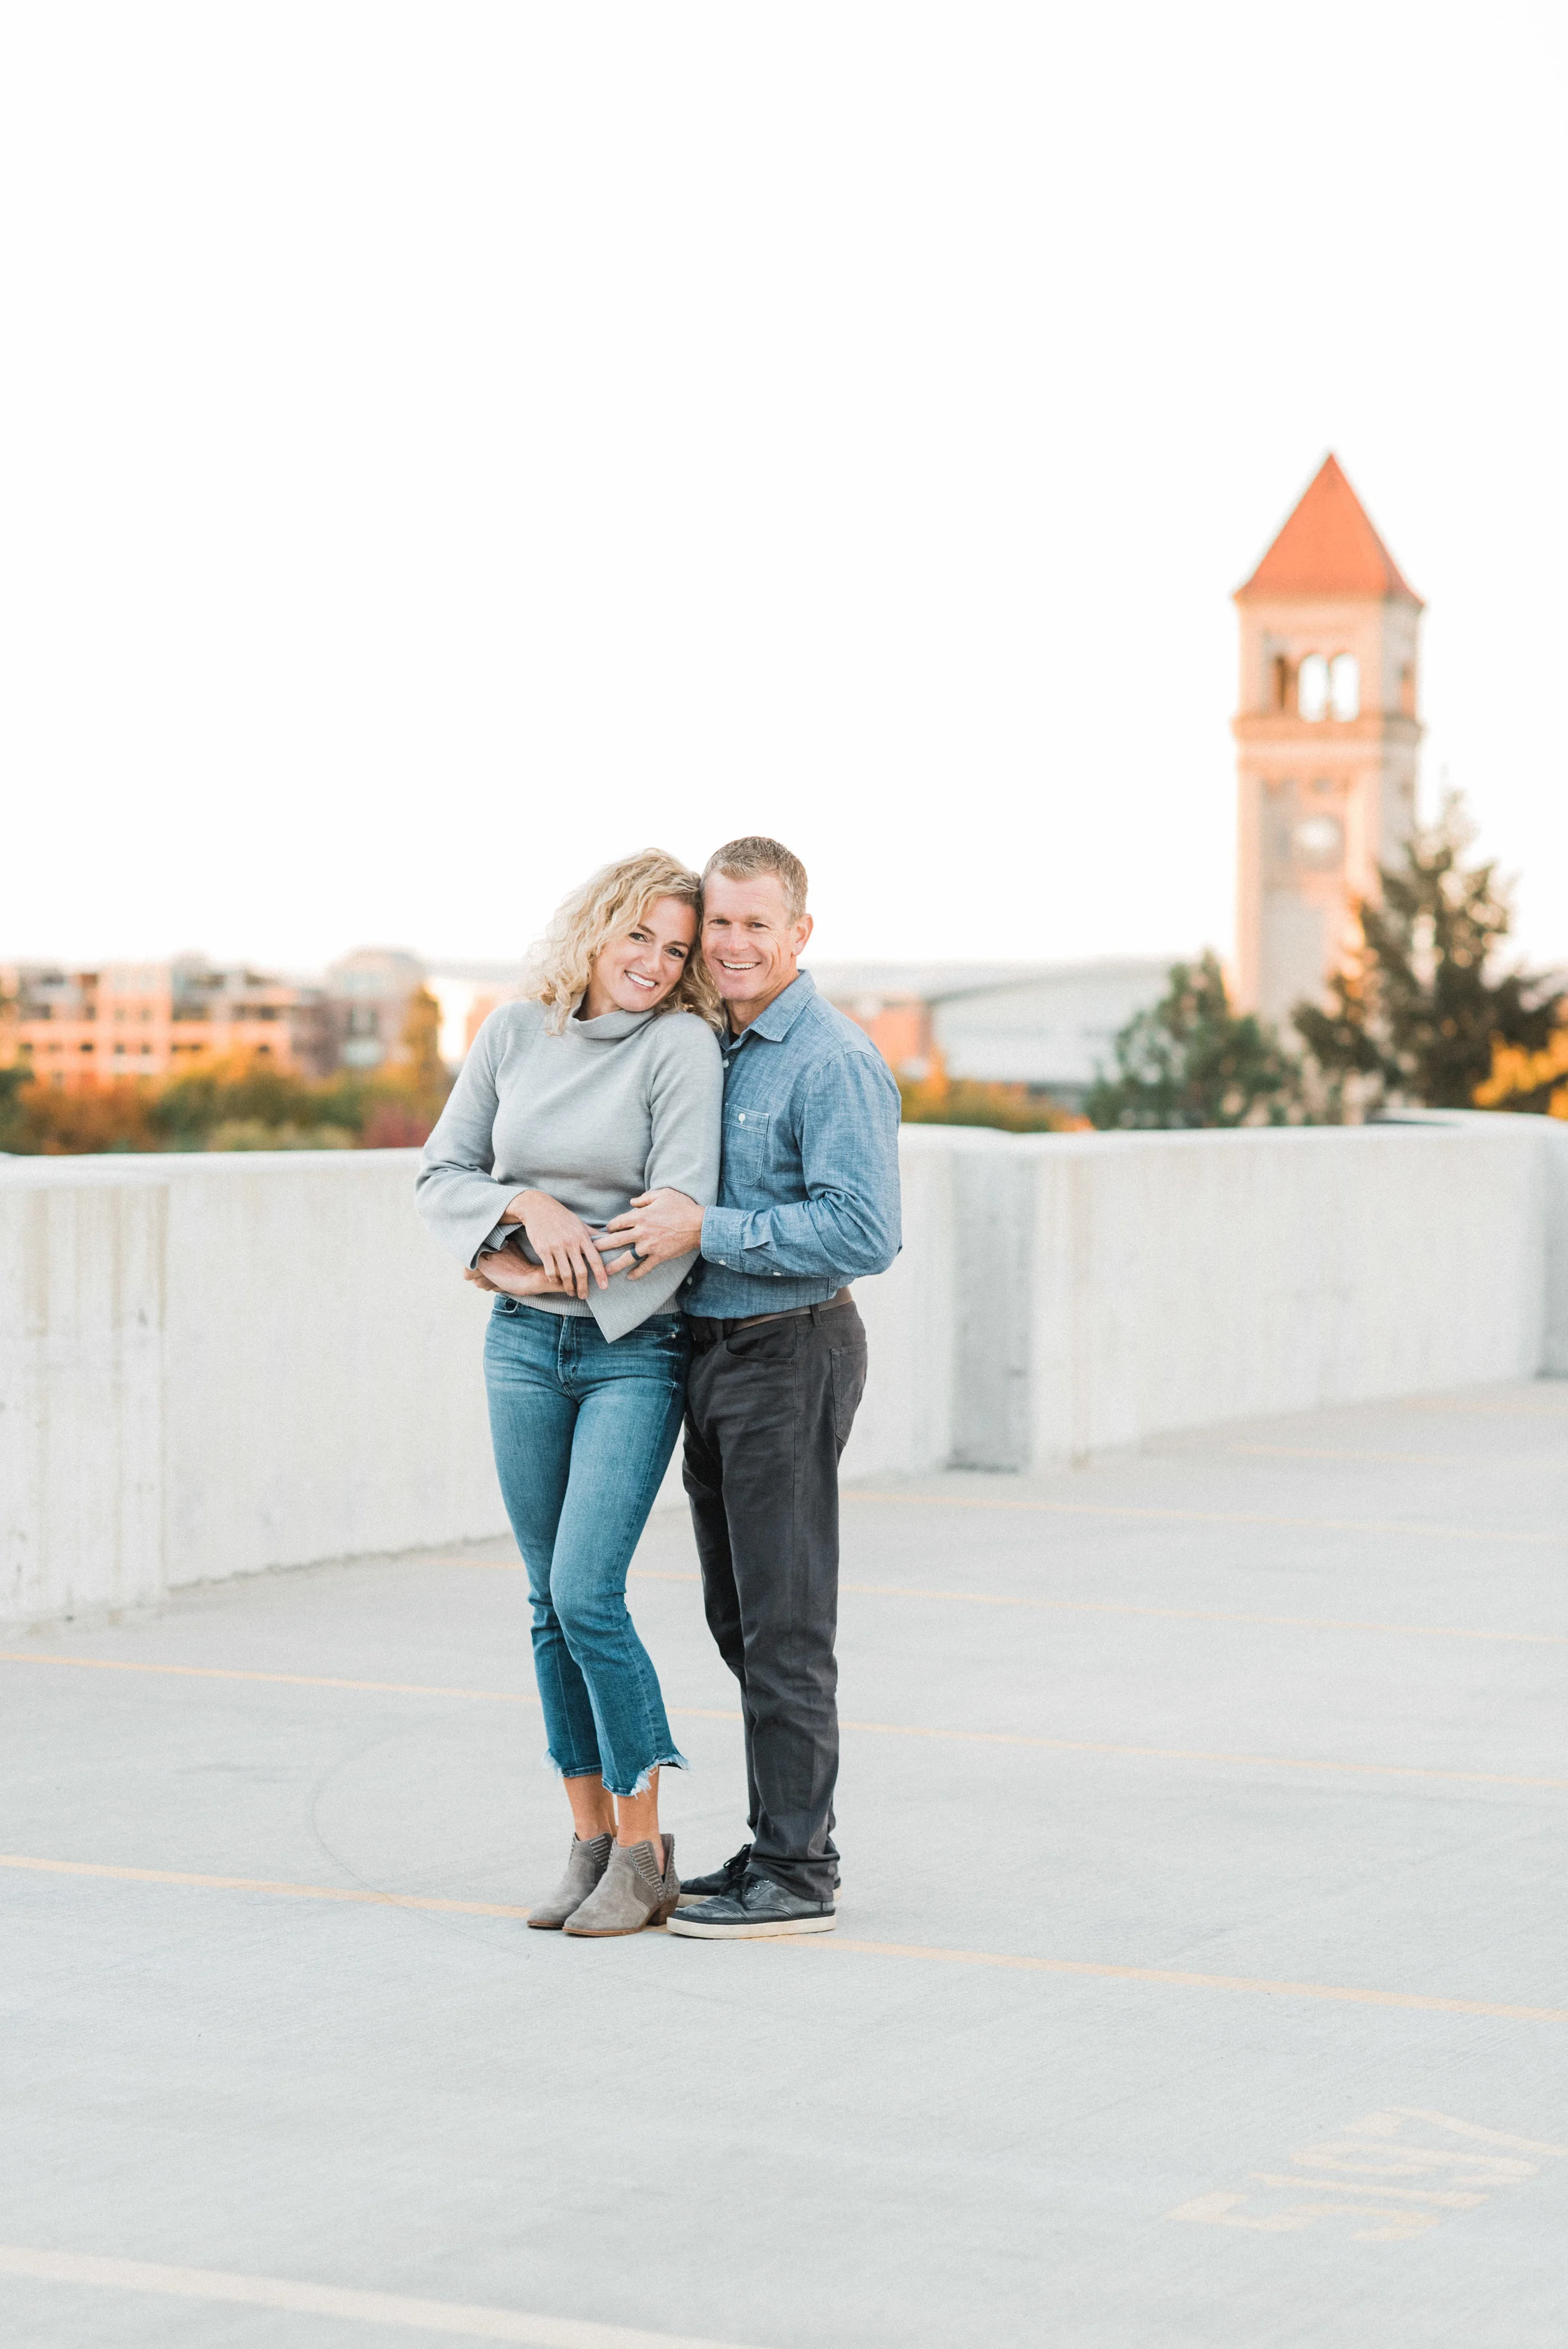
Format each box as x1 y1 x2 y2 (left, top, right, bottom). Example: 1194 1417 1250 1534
3 3 1565 978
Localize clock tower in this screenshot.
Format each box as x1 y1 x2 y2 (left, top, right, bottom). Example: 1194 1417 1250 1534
1233 454 1423 1023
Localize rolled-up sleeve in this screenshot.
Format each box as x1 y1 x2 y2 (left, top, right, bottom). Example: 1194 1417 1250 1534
700 1047 901 1281
414 1017 519 1268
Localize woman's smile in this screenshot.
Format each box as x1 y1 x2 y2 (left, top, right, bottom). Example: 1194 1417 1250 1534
583 896 698 1019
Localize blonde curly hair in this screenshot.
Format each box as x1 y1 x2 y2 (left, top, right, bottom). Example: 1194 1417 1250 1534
521 849 723 1036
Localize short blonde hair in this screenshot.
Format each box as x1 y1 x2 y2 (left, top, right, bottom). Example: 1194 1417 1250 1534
702 835 808 922
521 849 723 1035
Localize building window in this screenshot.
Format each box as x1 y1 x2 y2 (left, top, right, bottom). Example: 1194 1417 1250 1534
1271 655 1289 711
1298 654 1330 721
1293 815 1343 866
1329 653 1360 720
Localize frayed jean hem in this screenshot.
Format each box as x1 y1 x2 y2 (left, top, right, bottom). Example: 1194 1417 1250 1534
612 1749 689 1800
540 1746 689 1798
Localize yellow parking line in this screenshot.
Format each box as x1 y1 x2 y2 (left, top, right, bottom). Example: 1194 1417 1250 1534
788 1936 1568 2023
0 1853 533 1918
2 1652 1558 1788
452 1562 1568 1648
0 2244 742 2346
5 1855 1562 2024
1399 1399 1568 1418
1220 1444 1552 1467
845 1491 1565 1549
832 1584 1565 1648
830 1722 1567 1790
0 1653 534 1704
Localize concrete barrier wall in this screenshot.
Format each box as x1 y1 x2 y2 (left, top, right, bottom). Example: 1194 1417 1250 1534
847 1117 1562 1478
4 1113 1565 1624
1 1154 499 1625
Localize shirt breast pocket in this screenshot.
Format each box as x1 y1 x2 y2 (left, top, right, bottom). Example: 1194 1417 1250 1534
723 1105 773 1180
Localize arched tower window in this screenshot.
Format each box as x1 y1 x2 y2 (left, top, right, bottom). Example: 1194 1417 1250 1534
1271 655 1290 711
1329 653 1360 719
1298 653 1329 721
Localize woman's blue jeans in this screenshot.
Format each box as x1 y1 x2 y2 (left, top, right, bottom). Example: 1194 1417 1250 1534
484 1298 691 1799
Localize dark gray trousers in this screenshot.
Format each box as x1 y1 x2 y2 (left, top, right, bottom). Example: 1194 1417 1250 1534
682 1296 868 1902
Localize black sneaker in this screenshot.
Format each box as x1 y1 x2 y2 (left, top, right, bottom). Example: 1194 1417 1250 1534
677 1842 842 1907
666 1867 836 1940
675 1842 754 1903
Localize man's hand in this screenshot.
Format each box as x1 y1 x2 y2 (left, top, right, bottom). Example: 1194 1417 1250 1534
497 1189 608 1300
602 1189 705 1281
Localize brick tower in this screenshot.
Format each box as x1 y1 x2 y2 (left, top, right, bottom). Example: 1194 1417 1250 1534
1233 454 1423 1023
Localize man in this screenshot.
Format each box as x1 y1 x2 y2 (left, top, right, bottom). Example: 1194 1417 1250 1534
605 836 902 1938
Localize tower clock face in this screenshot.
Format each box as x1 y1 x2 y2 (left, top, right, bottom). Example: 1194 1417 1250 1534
1292 815 1343 866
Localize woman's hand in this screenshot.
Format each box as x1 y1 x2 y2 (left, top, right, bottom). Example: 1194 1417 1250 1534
499 1190 609 1299
466 1249 571 1300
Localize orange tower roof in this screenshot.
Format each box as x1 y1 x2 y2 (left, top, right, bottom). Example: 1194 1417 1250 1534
1236 453 1421 605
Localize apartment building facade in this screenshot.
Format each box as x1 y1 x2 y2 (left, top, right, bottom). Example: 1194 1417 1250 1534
2 957 334 1090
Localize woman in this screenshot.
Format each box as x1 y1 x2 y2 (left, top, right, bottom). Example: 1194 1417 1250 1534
416 849 723 1937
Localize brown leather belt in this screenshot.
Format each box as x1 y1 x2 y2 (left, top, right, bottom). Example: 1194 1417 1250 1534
689 1287 853 1343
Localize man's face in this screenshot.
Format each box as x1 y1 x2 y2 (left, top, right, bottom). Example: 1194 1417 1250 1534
701 870 813 1027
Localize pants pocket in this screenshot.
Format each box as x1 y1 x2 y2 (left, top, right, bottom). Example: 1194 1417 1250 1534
829 1340 867 1448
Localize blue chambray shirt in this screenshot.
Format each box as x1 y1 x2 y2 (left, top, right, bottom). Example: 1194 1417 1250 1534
684 971 903 1317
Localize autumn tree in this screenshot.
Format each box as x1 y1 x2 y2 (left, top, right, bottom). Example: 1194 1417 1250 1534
899 1052 1083 1133
398 986 447 1095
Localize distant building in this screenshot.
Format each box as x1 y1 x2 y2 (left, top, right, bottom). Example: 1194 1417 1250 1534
810 959 1175 1107
321 948 428 1073
0 958 332 1091
420 961 526 1068
1234 455 1423 1024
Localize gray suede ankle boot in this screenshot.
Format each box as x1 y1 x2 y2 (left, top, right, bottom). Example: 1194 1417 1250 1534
562 1836 679 1938
527 1833 613 1930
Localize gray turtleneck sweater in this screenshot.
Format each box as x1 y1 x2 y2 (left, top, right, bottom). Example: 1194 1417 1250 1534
415 999 723 1342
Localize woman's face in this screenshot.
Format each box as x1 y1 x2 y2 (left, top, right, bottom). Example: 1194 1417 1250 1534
588 896 698 1015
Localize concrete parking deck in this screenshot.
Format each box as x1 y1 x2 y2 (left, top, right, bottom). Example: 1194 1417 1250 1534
4 1380 1566 2348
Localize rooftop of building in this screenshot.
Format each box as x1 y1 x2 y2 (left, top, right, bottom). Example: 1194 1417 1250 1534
808 954 1177 1005
4 1376 1561 2345
1236 451 1422 606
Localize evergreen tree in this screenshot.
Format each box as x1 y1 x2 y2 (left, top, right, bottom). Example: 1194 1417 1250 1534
1293 797 1562 1111
1087 952 1301 1130
0 1063 34 1150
